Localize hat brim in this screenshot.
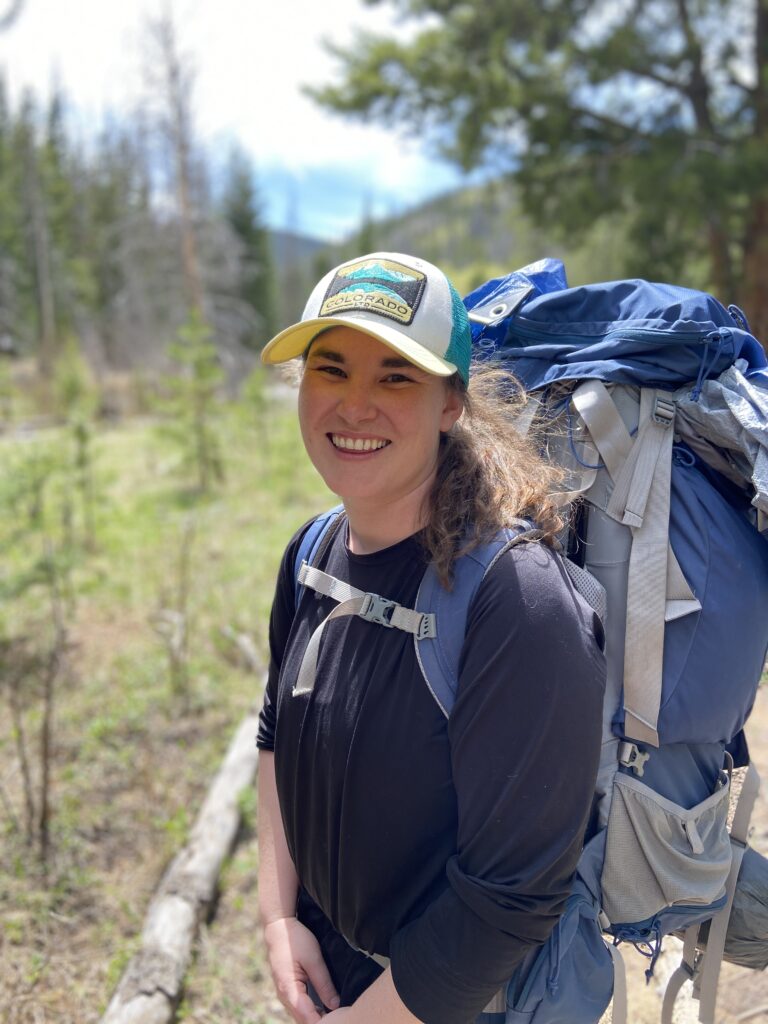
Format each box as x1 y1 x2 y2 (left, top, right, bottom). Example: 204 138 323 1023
260 316 458 378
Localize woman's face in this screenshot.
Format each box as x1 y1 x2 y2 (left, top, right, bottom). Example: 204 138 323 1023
298 327 463 510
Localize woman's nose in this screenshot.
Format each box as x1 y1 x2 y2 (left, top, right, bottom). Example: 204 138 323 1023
336 382 376 422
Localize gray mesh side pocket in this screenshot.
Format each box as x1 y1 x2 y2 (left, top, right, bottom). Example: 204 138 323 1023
601 770 732 925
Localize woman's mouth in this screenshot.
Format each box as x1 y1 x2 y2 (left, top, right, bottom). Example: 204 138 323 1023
329 434 391 453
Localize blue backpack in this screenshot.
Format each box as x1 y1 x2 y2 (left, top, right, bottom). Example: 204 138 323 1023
293 261 768 1024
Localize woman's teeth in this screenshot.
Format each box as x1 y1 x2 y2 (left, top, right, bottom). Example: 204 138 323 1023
331 435 390 452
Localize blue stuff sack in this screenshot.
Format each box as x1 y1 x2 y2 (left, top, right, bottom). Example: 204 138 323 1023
497 279 767 390
504 880 614 1024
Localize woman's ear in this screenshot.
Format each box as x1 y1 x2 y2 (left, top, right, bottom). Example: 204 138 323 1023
439 386 464 432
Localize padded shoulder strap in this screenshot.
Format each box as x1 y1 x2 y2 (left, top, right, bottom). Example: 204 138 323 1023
414 521 534 717
293 505 345 610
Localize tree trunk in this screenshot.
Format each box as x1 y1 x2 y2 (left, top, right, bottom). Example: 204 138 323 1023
706 216 735 305
740 193 768 346
23 134 57 376
153 13 205 317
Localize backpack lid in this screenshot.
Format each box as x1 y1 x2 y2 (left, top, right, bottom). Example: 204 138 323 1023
471 278 767 391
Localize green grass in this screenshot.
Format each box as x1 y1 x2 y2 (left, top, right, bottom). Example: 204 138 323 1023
0 379 332 1020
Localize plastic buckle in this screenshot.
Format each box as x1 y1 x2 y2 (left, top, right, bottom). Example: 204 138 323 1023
618 741 650 777
359 593 397 628
652 396 675 427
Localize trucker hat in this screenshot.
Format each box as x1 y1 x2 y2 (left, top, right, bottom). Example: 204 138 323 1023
260 252 471 384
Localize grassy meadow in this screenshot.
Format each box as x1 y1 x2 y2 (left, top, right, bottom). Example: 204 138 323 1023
0 374 330 1022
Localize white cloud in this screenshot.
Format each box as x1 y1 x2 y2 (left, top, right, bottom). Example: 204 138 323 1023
0 0 466 237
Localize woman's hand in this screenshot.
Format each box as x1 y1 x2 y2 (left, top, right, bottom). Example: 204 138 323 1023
263 915 340 1023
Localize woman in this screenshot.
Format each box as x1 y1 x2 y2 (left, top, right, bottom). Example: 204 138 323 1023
256 252 605 1024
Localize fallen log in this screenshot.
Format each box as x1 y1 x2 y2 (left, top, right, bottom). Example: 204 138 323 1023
101 709 261 1024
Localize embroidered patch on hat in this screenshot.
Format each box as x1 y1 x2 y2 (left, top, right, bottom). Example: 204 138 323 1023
318 258 427 326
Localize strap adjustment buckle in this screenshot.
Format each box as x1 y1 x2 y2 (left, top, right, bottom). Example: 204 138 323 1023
359 592 397 628
619 741 650 777
415 614 437 640
652 396 675 427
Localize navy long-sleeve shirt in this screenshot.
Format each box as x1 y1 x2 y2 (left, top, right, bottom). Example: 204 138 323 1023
257 519 605 1024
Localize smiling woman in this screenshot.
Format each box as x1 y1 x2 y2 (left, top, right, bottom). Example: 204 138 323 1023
255 252 607 1024
298 329 462 546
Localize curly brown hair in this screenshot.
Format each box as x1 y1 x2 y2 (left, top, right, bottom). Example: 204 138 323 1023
421 364 564 587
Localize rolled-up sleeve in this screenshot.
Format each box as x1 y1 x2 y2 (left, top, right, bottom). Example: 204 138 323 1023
390 543 606 1024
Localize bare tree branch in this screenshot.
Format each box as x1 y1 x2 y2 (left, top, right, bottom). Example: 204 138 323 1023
0 0 24 32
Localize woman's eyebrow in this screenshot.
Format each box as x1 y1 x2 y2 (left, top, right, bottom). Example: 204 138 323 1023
308 347 344 363
381 356 415 369
308 347 416 371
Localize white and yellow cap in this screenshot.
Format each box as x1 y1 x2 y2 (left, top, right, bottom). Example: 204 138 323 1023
261 252 471 384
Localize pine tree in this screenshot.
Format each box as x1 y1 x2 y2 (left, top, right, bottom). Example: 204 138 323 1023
221 146 276 348
312 0 768 340
14 90 58 374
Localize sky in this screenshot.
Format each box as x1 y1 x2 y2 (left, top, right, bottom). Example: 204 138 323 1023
0 0 475 240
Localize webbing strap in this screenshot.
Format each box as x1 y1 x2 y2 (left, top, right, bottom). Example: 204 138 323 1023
574 383 695 747
606 940 627 1024
730 761 761 845
695 763 761 1024
483 988 507 1013
299 563 362 605
665 552 702 622
572 380 632 479
621 390 676 748
293 563 437 697
572 382 699 620
513 394 541 437
293 596 367 697
605 391 674 529
661 927 698 1024
694 842 747 1024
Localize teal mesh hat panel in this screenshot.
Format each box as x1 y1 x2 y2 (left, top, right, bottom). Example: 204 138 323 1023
445 281 471 384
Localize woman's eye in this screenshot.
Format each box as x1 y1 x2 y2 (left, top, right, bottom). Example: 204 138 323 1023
315 364 345 377
383 373 413 384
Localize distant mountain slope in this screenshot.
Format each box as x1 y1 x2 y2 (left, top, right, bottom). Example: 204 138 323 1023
267 179 631 331
269 229 329 273
321 178 630 294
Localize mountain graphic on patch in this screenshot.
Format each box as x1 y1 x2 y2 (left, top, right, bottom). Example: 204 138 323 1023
343 262 416 284
319 258 427 326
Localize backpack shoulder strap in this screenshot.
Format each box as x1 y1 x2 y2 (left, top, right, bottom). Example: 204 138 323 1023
293 504 345 610
414 521 536 717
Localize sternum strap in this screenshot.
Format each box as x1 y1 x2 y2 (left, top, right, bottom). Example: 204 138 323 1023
293 562 436 697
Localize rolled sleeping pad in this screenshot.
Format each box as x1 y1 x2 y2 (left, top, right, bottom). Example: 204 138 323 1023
695 846 768 970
